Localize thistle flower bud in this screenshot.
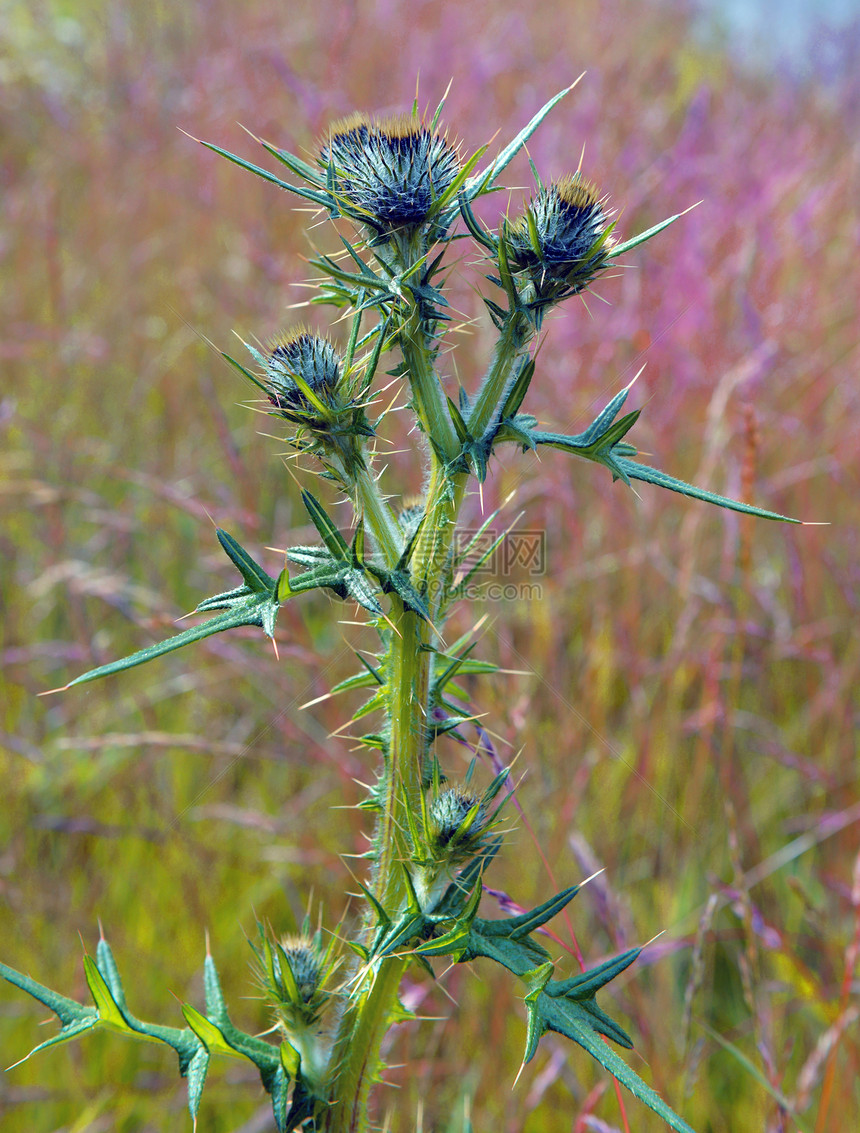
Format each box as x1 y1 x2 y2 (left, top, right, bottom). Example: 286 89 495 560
266 330 342 416
507 176 613 304
320 114 460 235
398 496 425 539
253 929 331 1035
428 786 488 858
279 935 322 1003
249 928 336 1090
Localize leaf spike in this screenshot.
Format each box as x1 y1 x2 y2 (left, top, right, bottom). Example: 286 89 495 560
625 361 647 391
431 77 454 131
579 868 605 888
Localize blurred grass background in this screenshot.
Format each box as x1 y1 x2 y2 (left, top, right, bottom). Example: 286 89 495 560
1 0 858 1129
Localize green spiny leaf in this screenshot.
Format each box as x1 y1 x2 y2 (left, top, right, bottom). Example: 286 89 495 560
253 134 326 186
62 598 271 689
95 936 127 1011
0 961 99 1063
496 229 518 307
608 209 691 259
520 384 800 524
186 1043 211 1123
450 81 582 220
195 137 331 207
263 1062 290 1133
350 688 387 722
59 530 284 688
182 1003 236 1057
521 961 555 1065
538 1000 696 1133
458 192 498 251
357 880 392 931
447 395 473 445
222 349 272 395
83 954 140 1030
301 490 351 559
615 458 800 522
81 949 202 1073
549 947 640 999
501 357 536 419
431 144 489 215
204 950 228 1025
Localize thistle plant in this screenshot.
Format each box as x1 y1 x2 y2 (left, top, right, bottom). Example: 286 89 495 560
1 83 801 1132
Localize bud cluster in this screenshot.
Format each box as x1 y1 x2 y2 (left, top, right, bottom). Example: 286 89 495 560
409 767 511 915
252 929 332 1029
397 496 425 540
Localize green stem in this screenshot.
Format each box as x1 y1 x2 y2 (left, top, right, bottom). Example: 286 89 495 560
467 312 533 439
371 236 458 464
398 307 465 615
377 601 428 905
322 601 428 1133
400 320 458 463
409 317 532 609
322 258 531 1133
410 460 468 618
352 464 404 568
325 436 403 568
323 956 408 1133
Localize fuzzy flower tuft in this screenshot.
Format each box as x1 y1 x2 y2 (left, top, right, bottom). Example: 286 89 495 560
251 929 333 1033
429 786 488 855
398 496 425 538
320 113 460 234
266 330 342 416
507 176 613 302
278 935 323 1003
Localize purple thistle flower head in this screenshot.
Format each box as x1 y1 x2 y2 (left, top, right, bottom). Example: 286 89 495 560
507 175 613 302
266 329 342 416
320 113 461 234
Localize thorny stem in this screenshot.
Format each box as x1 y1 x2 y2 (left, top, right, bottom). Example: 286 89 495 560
351 463 404 568
324 956 408 1133
322 600 429 1133
399 318 459 463
377 601 429 907
467 311 534 439
323 327 458 1132
410 460 467 617
410 314 533 611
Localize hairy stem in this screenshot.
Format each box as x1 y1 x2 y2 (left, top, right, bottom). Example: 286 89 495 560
323 601 428 1133
467 311 533 439
400 320 458 463
377 601 429 905
323 956 408 1133
351 464 404 568
324 260 530 1133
